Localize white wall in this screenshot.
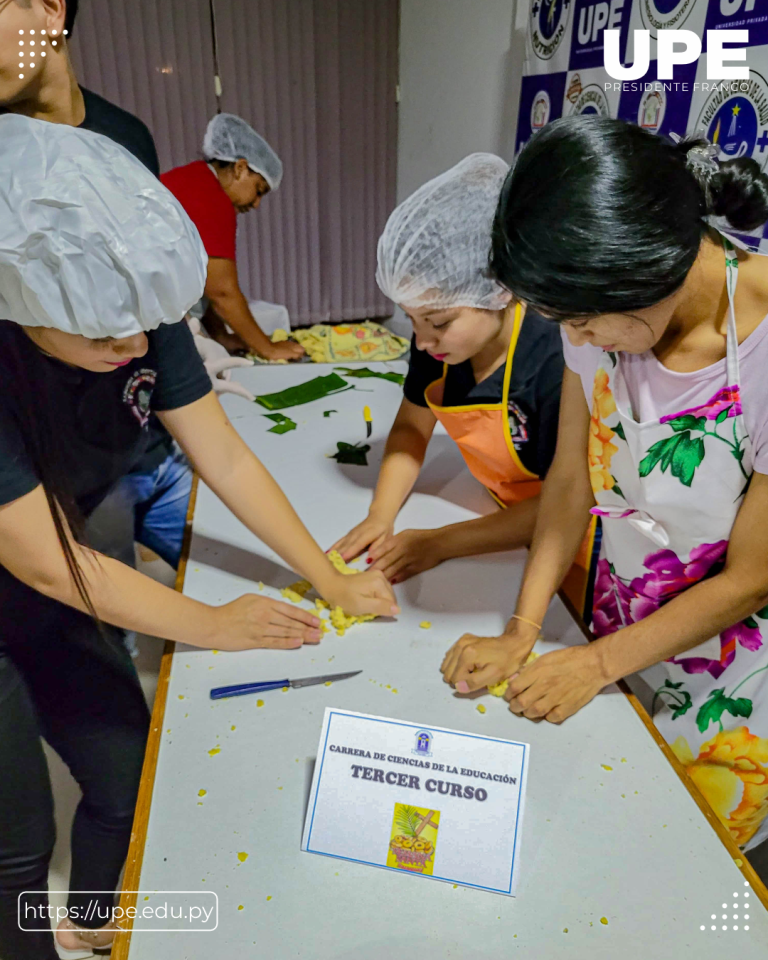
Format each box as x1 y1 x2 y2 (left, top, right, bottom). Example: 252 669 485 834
397 0 527 201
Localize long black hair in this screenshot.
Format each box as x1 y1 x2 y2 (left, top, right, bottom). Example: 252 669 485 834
490 115 768 320
0 322 98 620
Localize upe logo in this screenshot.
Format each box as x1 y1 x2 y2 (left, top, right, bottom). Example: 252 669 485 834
413 730 433 757
697 69 768 170
531 90 551 130
605 28 749 80
640 0 699 34
530 0 572 61
639 87 666 131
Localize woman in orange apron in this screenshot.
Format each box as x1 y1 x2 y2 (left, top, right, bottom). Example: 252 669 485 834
333 154 596 618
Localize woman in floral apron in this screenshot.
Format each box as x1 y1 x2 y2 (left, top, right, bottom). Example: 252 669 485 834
442 116 768 854
333 154 596 616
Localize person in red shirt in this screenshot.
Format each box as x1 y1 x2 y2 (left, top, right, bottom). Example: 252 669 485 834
161 114 303 362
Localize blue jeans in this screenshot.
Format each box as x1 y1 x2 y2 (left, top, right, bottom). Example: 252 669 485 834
86 447 192 571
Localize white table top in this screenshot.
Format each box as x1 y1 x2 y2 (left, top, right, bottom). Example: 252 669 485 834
127 361 768 959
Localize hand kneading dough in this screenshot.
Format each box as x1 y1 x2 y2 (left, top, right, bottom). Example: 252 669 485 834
281 550 375 635
487 649 540 697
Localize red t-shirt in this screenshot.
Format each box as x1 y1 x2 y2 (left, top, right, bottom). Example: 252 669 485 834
160 160 237 261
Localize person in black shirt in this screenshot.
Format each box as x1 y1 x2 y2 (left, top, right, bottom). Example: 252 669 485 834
0 117 396 960
334 155 597 616
0 0 243 572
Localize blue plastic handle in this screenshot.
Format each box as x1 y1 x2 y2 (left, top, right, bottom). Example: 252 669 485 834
209 679 289 700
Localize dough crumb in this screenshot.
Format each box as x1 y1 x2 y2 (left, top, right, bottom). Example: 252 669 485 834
392 688 398 694
207 747 221 757
420 621 431 629
257 700 265 708
281 581 311 604
476 704 486 714
600 917 608 925
735 858 744 867
231 725 236 731
238 905 244 911
212 649 220 655
324 681 332 687
488 650 540 696
620 757 627 763
257 582 264 591
563 928 568 933
266 896 272 901
178 695 185 700
198 789 207 797
601 764 613 771
282 686 289 693
237 852 248 862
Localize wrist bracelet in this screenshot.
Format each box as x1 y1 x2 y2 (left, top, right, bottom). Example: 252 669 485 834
510 614 542 631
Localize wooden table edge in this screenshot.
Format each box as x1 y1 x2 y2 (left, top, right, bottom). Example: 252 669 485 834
110 489 767 956
111 475 198 958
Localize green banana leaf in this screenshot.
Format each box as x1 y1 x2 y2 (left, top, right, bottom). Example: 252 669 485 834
263 413 297 434
334 366 405 386
329 442 370 466
255 373 353 410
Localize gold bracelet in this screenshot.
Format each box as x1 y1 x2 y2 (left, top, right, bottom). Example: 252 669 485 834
510 614 542 631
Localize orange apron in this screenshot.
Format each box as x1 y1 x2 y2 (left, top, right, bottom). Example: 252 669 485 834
424 303 596 619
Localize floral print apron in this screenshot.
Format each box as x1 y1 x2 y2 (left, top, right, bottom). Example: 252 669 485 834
589 239 768 851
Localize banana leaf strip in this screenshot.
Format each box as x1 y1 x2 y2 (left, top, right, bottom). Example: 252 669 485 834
255 373 353 410
334 366 405 386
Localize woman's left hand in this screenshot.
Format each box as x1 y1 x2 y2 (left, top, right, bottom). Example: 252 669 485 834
504 644 611 724
369 528 444 583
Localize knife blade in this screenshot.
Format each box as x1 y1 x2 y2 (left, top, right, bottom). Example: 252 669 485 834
210 670 362 700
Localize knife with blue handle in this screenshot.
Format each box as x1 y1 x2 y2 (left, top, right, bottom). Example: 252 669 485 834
210 669 362 700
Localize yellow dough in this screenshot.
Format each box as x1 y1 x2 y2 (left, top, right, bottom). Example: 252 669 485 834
281 550 375 635
487 650 540 697
281 579 312 604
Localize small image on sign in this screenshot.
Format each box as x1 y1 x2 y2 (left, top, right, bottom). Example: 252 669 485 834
387 804 440 875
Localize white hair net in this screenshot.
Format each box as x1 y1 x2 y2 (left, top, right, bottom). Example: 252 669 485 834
203 113 283 191
0 115 207 339
376 153 511 311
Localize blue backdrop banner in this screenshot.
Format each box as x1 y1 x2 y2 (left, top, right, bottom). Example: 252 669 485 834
514 0 768 251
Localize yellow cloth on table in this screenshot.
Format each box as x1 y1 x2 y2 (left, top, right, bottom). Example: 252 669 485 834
265 321 409 364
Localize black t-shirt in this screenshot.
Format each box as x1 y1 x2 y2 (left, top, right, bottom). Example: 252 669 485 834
79 87 160 177
0 321 211 516
403 308 564 477
79 86 177 471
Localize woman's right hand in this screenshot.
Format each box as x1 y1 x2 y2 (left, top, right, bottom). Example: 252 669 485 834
440 620 539 693
332 512 394 562
211 595 324 650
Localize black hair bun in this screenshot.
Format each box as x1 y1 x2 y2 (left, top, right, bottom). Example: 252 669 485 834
711 157 768 232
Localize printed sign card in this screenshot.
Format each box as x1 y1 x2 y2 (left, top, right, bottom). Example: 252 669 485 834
301 709 529 895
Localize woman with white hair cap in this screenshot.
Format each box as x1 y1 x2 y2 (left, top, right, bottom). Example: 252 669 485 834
334 154 596 613
0 116 396 960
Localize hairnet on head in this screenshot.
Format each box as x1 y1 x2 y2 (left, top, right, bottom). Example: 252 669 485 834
203 113 283 191
376 153 511 312
0 115 207 339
